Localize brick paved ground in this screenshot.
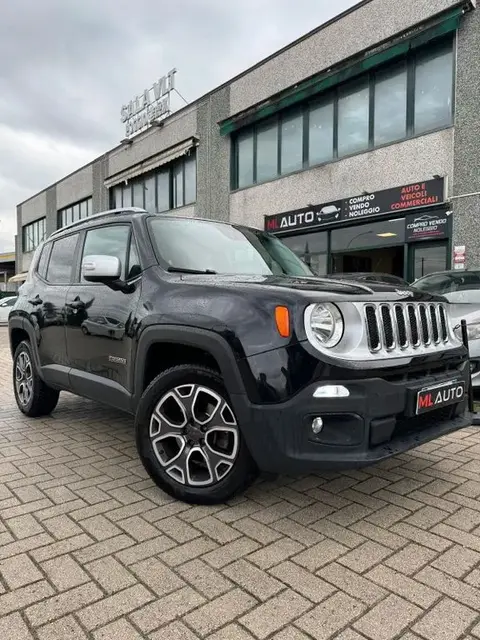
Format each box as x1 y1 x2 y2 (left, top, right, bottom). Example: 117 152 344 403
2 329 480 638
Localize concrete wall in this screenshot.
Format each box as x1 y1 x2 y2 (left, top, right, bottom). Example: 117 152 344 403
92 155 109 213
452 6 480 268
56 164 93 210
45 186 57 238
107 107 198 177
229 0 464 115
20 192 47 226
196 87 231 221
230 129 454 228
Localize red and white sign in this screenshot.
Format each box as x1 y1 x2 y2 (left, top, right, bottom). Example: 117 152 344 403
453 245 466 270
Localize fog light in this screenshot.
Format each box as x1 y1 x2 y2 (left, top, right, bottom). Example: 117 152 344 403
312 417 324 434
313 385 350 398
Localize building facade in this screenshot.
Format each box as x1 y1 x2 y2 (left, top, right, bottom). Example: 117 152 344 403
16 0 479 282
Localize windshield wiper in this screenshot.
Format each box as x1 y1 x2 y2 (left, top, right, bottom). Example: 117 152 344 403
167 266 217 274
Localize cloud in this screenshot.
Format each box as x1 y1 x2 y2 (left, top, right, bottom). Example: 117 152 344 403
0 0 357 253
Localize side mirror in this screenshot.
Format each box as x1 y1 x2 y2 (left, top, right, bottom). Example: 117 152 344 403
82 255 121 283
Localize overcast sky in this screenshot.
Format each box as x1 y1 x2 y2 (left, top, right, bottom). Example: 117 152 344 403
0 0 357 253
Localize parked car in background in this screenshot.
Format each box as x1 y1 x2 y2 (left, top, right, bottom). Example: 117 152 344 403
327 272 409 287
0 296 18 324
413 270 480 395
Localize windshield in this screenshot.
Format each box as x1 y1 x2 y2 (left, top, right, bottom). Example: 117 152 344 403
414 271 480 303
149 217 314 277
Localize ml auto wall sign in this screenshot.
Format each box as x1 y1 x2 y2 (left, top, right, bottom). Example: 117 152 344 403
264 178 445 233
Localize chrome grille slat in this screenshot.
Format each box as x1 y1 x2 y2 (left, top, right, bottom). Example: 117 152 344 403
364 302 452 355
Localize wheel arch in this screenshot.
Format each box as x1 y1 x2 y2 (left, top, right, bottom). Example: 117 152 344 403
9 317 44 378
133 325 248 410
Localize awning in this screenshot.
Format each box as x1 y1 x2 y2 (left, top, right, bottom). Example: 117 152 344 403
104 136 199 188
219 4 466 136
8 272 28 283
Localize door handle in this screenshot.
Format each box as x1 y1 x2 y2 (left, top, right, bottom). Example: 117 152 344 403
28 295 43 306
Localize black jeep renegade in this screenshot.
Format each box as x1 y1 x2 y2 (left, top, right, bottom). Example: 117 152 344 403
8 208 472 504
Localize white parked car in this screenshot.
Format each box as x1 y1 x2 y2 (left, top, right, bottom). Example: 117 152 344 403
413 270 480 396
0 296 17 324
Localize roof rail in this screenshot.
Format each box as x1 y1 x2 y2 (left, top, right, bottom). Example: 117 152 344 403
49 207 147 239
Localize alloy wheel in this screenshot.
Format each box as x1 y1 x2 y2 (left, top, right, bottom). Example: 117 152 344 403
149 384 239 487
15 351 33 407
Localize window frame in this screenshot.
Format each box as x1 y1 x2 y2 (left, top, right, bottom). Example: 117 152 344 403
57 197 93 230
44 232 81 285
231 35 455 190
22 218 46 253
73 222 142 285
108 151 197 213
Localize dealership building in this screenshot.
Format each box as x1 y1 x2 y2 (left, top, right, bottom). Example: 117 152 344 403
16 0 479 282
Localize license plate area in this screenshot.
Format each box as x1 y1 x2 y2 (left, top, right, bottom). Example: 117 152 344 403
416 379 465 415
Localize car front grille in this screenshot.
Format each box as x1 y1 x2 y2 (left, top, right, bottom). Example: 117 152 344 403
364 302 451 354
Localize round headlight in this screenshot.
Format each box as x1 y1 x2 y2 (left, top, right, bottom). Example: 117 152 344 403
309 303 344 348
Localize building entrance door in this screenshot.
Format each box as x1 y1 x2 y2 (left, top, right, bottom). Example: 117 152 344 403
409 240 449 282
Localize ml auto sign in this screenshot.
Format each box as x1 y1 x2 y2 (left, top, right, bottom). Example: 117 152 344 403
264 178 445 233
121 69 177 138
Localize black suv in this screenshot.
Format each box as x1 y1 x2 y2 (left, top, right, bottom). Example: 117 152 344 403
8 208 472 504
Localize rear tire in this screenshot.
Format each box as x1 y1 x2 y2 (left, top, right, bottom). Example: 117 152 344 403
13 341 60 417
135 364 258 504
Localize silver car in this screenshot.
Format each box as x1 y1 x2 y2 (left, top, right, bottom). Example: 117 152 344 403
413 270 480 395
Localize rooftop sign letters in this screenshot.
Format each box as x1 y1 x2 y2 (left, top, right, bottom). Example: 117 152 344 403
121 69 177 138
264 178 445 233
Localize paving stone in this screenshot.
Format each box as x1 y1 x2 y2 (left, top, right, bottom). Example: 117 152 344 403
320 562 388 606
270 560 336 603
25 582 103 627
130 586 205 633
384 543 438 576
432 545 480 578
0 612 35 639
366 565 440 610
240 589 311 639
37 615 88 640
178 558 233 599
248 538 305 570
337 541 392 574
296 591 366 640
223 559 283 601
86 555 137 593
413 597 477 640
150 620 200 640
354 594 422 640
77 584 154 631
184 588 257 636
40 554 89 591
0 553 43 589
131 556 185 596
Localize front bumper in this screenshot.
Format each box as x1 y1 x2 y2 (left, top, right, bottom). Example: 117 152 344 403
234 362 472 475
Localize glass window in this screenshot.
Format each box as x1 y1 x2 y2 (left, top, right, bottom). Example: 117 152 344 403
184 154 196 205
236 132 254 188
256 120 278 183
79 200 87 219
23 218 46 253
375 63 407 145
331 218 406 251
58 198 93 229
81 225 130 282
87 198 91 216
282 232 328 275
112 185 123 209
122 185 132 208
157 169 170 212
309 101 334 165
412 244 448 280
414 44 454 134
281 112 303 175
46 233 79 283
338 80 370 157
149 218 313 277
127 237 141 280
37 244 51 279
73 204 81 222
144 175 156 212
133 181 144 208
173 162 184 208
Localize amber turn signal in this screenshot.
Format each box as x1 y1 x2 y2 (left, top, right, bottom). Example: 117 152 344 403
275 306 291 338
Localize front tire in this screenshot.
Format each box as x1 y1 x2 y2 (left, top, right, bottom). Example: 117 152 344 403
13 341 60 417
135 365 257 504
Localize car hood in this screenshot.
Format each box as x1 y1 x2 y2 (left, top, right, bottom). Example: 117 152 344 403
163 271 439 302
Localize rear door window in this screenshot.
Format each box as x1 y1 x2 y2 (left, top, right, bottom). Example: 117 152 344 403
46 234 79 284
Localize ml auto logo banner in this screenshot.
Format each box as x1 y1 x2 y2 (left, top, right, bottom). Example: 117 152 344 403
264 178 445 233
